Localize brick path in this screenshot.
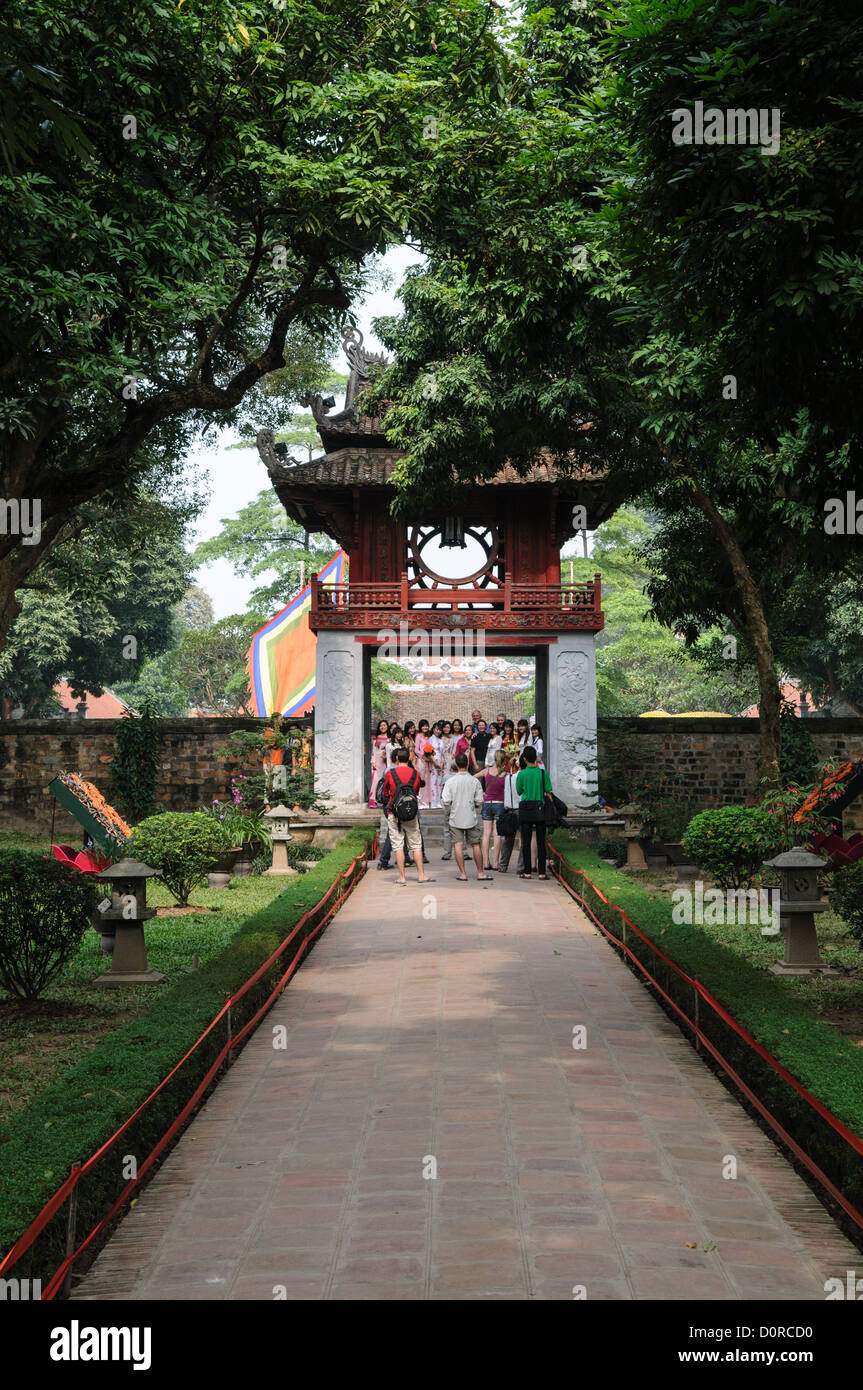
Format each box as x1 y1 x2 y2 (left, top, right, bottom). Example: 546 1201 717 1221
74 865 858 1301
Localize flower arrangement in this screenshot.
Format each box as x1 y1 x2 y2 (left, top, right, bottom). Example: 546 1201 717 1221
57 771 132 843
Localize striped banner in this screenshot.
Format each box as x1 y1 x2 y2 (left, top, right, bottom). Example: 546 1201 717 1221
247 550 346 717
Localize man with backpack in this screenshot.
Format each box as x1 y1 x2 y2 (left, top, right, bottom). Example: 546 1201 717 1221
381 747 433 886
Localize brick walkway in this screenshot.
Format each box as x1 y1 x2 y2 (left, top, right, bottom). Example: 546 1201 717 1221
74 865 858 1301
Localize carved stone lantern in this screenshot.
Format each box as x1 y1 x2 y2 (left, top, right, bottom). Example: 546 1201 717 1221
619 803 647 872
92 858 165 987
762 847 840 976
264 804 297 876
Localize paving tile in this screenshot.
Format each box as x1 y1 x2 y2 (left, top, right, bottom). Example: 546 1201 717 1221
73 869 858 1304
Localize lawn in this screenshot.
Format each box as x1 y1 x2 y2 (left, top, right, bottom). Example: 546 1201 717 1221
0 842 300 1121
593 854 863 1043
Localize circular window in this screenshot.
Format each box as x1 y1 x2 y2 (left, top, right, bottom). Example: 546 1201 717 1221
408 524 501 588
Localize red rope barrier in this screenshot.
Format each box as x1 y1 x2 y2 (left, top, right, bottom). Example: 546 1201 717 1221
548 844 863 1227
0 849 368 1293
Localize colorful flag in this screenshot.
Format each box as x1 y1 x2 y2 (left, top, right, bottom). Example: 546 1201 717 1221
247 551 346 717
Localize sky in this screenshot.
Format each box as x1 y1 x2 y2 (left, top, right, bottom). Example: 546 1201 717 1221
189 244 424 619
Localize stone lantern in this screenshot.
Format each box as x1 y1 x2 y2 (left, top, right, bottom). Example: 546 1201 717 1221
264 804 297 876
619 803 647 872
92 858 165 987
762 847 840 976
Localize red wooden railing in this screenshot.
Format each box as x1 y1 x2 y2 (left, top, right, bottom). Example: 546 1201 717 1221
310 572 602 627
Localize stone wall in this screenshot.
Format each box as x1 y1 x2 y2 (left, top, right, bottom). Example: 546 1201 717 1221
0 717 268 839
597 717 863 831
4 714 863 838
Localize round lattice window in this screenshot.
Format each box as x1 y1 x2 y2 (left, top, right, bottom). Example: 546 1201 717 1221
407 524 502 588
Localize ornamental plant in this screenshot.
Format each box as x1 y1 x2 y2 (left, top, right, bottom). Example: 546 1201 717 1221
0 851 97 1001
828 863 863 949
681 806 784 889
130 812 229 907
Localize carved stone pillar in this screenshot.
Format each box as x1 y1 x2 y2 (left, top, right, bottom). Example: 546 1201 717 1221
546 632 598 812
314 632 365 802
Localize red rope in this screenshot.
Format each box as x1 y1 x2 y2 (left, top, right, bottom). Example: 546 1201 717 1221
0 850 368 1291
548 844 863 1224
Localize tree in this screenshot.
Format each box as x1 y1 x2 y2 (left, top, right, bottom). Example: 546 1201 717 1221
0 0 514 654
167 611 262 714
193 489 332 613
0 491 193 715
369 0 863 787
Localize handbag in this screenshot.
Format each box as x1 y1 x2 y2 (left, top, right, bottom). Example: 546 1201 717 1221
543 792 568 828
519 800 545 824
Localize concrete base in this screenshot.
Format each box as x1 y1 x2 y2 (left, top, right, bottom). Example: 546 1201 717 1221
768 963 843 977
94 967 165 988
207 871 231 889
265 840 298 876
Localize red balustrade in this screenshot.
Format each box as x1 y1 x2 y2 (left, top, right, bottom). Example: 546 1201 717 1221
310 573 603 631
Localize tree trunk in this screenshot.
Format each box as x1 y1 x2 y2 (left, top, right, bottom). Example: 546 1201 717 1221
686 478 782 790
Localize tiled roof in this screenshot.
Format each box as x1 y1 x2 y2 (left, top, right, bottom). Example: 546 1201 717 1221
272 450 590 490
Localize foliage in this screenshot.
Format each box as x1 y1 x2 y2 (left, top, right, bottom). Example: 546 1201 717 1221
109 701 163 822
0 827 373 1278
0 491 194 715
682 807 784 889
551 837 863 1217
193 490 333 615
779 702 819 789
201 800 269 850
632 771 694 843
828 863 863 949
0 851 96 1001
759 762 849 855
167 612 263 714
370 658 414 719
595 836 626 866
0 0 512 658
130 812 228 906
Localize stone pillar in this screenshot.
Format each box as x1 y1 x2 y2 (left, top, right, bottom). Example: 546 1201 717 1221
546 632 598 812
314 632 365 802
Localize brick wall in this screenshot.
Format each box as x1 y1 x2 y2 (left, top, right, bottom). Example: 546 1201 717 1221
0 717 270 839
4 715 863 838
597 717 863 831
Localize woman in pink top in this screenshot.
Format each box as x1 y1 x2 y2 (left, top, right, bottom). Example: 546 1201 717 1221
452 717 471 761
474 750 508 870
414 719 434 808
368 718 389 807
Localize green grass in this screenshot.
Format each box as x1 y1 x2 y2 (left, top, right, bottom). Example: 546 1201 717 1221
551 834 863 1216
0 826 374 1281
0 873 290 1120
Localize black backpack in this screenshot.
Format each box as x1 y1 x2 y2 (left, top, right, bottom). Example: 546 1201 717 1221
390 769 419 822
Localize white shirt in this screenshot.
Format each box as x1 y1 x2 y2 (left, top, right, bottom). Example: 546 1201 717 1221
504 773 521 810
484 734 502 767
442 770 484 829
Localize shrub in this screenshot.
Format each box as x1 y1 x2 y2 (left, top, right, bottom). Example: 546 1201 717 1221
682 806 783 888
596 837 626 865
829 862 863 947
0 851 97 1001
130 812 229 906
779 699 818 789
109 700 163 821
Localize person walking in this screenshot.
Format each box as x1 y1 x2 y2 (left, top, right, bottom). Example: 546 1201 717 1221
516 745 553 879
474 749 508 871
442 753 493 881
381 747 433 885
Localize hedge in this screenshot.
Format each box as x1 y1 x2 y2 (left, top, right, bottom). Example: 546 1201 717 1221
550 835 863 1219
0 826 374 1283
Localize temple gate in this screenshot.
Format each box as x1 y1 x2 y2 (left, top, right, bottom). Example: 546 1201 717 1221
257 331 613 807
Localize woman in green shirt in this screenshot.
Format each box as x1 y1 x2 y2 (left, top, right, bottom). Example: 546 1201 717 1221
515 745 553 879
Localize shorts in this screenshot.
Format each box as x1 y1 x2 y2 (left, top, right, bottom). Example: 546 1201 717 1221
387 812 422 854
482 800 504 822
451 822 482 847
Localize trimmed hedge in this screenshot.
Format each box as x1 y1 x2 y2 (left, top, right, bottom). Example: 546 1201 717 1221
0 826 373 1282
550 835 863 1216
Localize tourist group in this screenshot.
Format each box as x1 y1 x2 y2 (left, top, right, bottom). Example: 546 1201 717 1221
371 709 563 886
